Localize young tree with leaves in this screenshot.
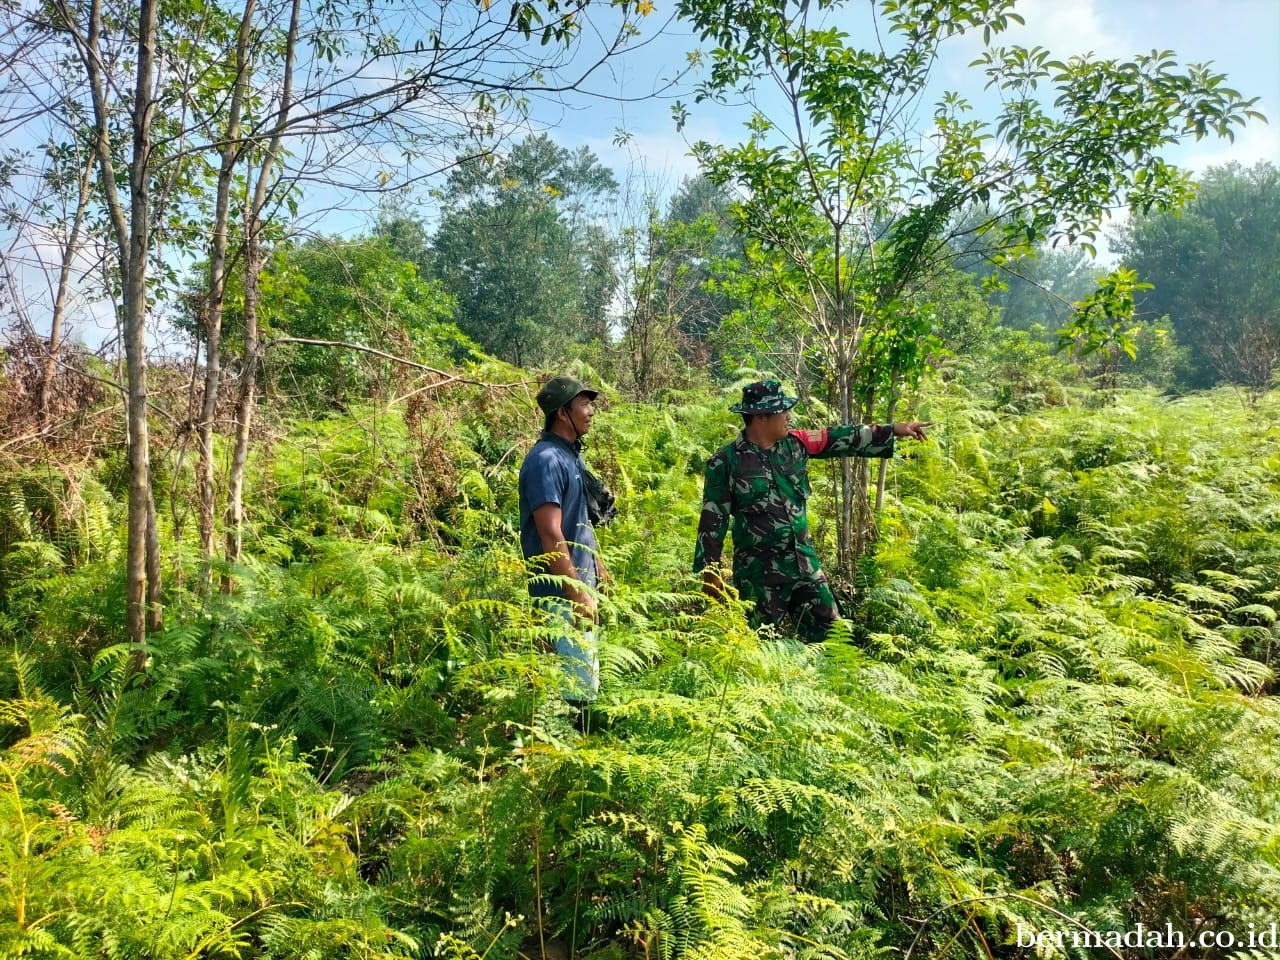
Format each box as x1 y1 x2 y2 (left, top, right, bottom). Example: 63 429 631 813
675 0 1263 571
51 0 166 653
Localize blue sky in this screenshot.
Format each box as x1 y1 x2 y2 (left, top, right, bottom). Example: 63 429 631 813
530 0 1279 205
8 0 1276 344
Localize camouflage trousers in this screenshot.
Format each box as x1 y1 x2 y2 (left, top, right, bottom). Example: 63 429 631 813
734 544 840 644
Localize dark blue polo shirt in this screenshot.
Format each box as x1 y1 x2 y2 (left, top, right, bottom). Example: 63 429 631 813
518 431 598 599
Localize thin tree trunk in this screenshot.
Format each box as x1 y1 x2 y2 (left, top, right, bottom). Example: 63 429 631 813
836 346 855 575
852 385 876 560
223 228 260 582
223 0 299 583
127 0 161 655
875 362 900 512
39 154 93 428
197 0 256 579
80 0 160 657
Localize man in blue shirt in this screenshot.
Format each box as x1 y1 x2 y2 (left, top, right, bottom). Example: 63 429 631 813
518 375 603 704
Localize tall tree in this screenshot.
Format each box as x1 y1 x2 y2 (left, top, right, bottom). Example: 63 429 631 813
676 0 1263 570
58 0 166 652
615 195 727 398
374 202 434 277
662 174 744 349
431 134 619 366
1116 161 1280 396
192 0 278 573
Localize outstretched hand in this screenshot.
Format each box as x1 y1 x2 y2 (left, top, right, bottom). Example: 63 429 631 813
894 421 934 441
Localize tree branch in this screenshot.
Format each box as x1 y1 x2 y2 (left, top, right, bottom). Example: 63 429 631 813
263 337 531 391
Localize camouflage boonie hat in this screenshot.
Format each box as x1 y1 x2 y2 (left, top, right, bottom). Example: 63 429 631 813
536 375 599 415
730 379 798 414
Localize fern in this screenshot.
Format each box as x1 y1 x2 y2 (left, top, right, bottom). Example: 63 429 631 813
5 367 1280 958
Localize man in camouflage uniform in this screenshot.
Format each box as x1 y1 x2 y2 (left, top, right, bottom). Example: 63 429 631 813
694 380 930 643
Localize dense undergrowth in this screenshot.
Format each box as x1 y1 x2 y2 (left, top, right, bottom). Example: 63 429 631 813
2 366 1279 959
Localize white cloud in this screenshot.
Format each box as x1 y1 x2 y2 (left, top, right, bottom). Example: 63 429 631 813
941 0 1133 96
1180 118 1280 174
583 126 704 197
1001 0 1130 59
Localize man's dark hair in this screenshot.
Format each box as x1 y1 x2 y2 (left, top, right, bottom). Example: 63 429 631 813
544 408 560 432
742 413 755 428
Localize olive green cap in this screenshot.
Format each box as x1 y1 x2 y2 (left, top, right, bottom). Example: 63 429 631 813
536 375 599 415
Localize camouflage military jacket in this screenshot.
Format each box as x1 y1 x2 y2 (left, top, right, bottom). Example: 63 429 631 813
693 426 896 574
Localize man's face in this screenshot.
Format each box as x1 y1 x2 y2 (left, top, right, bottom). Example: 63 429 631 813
561 393 595 435
762 409 791 442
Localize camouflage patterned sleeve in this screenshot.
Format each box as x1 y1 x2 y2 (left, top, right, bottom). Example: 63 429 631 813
790 425 896 460
693 450 732 572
